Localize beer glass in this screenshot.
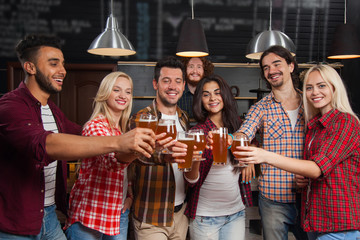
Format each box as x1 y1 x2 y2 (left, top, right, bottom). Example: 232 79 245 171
135 113 158 165
231 134 249 167
156 119 177 154
138 113 157 131
189 129 206 161
211 127 228 165
176 131 195 172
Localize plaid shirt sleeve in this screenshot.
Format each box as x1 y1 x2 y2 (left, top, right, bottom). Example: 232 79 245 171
238 98 264 141
302 110 360 232
82 115 128 171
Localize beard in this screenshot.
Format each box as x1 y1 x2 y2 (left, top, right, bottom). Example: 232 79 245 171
157 91 179 108
267 73 284 88
35 68 60 94
186 73 203 86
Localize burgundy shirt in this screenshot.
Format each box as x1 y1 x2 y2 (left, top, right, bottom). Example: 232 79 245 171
0 82 81 235
184 117 253 219
302 109 360 232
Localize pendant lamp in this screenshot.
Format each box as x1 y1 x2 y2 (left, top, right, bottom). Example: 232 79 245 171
246 0 295 60
328 0 360 59
176 0 209 57
88 0 136 56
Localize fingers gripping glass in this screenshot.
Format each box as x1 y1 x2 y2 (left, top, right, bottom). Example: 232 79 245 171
136 113 157 165
155 119 177 154
176 131 195 172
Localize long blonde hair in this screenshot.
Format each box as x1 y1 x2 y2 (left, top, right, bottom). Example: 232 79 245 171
88 71 133 132
303 64 359 125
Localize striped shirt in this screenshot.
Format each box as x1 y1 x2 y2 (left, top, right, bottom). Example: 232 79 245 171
302 109 360 232
41 105 58 207
129 100 189 226
238 91 305 203
66 115 129 235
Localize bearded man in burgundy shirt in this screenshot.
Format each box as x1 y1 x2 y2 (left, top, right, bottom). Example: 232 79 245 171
0 34 156 239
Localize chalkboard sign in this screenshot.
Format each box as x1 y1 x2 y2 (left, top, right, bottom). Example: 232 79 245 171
0 0 346 64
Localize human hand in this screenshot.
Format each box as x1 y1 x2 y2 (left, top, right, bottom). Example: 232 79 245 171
241 163 256 184
295 174 309 189
233 146 270 165
122 197 133 213
162 141 187 164
206 131 213 150
119 127 156 158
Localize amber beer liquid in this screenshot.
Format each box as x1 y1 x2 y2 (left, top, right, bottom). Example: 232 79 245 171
156 123 177 140
193 133 206 152
177 137 195 172
231 139 249 159
212 128 228 165
138 119 157 131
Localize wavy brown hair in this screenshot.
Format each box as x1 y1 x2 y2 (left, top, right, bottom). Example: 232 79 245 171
181 57 214 83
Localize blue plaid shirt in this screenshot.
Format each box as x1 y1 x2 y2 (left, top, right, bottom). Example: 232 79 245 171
239 90 305 203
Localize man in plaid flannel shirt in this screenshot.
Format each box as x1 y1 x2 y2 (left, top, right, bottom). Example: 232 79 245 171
236 46 308 240
129 56 190 240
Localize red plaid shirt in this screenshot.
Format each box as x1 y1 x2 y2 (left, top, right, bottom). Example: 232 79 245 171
66 115 129 235
184 118 253 219
302 109 360 232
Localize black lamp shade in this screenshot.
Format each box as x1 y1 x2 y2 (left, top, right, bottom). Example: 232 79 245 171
328 24 360 59
176 19 209 57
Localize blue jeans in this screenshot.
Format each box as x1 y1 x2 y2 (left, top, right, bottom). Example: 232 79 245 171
66 209 129 240
189 209 246 240
308 231 360 240
0 204 66 240
259 193 303 240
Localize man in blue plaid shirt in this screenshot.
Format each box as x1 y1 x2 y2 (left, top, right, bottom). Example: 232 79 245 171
237 46 308 240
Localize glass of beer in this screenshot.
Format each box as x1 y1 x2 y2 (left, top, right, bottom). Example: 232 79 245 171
156 119 177 154
176 131 195 172
189 129 206 161
138 113 157 131
211 127 228 165
135 113 158 165
231 134 249 167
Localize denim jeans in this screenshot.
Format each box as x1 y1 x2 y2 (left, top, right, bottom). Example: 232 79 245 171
189 209 246 240
259 193 300 240
0 204 66 240
308 230 360 240
66 209 130 240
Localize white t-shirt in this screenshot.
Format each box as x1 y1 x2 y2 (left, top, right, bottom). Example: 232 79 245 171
41 105 59 207
161 112 186 206
196 154 245 217
287 105 300 131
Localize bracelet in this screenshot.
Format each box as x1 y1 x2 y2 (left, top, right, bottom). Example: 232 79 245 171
127 194 134 200
228 133 234 149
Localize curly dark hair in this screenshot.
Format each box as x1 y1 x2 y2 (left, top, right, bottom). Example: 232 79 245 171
154 56 185 82
181 57 214 83
15 34 62 64
259 45 300 89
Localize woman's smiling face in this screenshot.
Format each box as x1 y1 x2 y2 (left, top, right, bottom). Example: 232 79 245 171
201 81 224 116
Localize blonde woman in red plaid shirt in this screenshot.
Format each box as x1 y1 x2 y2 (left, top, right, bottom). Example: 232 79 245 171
65 72 155 240
236 64 360 240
